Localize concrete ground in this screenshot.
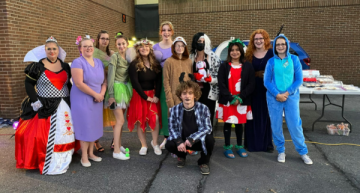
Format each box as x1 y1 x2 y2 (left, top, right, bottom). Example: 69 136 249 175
0 95 359 193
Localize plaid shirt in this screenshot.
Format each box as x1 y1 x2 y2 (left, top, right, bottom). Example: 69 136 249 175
168 102 212 154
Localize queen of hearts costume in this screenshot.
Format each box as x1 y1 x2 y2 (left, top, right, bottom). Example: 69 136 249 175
15 37 78 175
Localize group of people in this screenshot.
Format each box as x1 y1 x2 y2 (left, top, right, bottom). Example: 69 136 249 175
14 21 312 176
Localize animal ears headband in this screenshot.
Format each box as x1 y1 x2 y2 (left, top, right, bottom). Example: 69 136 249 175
179 72 195 83
228 38 245 47
75 35 95 45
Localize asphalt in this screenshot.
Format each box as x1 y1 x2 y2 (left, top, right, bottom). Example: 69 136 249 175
0 94 359 193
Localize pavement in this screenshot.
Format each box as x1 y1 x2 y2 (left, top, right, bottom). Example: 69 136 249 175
0 94 359 193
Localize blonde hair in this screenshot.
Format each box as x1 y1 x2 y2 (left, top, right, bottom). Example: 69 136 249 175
134 44 161 73
159 21 174 36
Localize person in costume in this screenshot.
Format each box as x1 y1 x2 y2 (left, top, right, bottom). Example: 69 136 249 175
165 80 215 175
153 21 174 150
190 33 221 128
217 39 255 159
71 35 107 167
244 29 275 152
127 38 162 156
105 32 132 160
15 36 77 175
94 30 116 152
163 36 192 117
264 34 313 164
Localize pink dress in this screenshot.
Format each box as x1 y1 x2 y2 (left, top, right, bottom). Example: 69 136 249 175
216 63 252 124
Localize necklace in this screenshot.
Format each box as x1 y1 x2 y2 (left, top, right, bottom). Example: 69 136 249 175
47 58 58 64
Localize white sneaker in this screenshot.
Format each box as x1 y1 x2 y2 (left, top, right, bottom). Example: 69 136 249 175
151 140 162 155
159 139 167 150
278 153 286 163
113 152 130 160
139 147 148 155
120 146 130 154
301 154 313 165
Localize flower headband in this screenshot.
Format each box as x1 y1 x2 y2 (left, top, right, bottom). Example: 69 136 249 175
134 38 154 47
115 32 123 38
228 38 245 47
75 35 95 45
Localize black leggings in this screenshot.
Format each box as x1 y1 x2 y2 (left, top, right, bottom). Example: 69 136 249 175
223 123 243 146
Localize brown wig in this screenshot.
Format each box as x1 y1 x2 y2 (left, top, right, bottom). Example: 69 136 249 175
175 81 202 101
226 42 246 64
95 30 111 56
245 29 272 62
171 41 189 60
134 44 161 73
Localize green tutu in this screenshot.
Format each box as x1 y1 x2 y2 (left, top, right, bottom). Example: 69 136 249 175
105 81 133 109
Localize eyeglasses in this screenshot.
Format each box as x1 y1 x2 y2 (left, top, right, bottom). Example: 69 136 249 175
82 46 94 49
100 38 110 41
46 48 57 51
254 38 264 41
276 43 286 47
175 45 185 48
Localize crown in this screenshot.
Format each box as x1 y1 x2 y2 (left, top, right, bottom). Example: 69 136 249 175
75 35 94 45
46 36 57 43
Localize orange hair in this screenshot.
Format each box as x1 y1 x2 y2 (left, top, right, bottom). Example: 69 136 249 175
245 29 272 63
159 21 174 36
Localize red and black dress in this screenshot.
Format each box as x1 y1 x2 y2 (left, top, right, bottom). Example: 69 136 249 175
15 59 78 175
216 63 252 124
127 60 162 132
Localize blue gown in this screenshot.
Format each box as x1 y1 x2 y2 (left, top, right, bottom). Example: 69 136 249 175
244 49 274 152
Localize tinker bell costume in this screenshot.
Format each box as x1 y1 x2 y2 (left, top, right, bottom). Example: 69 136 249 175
105 52 132 109
264 34 308 156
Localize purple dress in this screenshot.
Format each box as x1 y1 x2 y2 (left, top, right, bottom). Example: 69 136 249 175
70 57 104 142
153 43 173 136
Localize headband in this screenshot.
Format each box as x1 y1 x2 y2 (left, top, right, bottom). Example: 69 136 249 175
228 38 245 47
75 35 95 45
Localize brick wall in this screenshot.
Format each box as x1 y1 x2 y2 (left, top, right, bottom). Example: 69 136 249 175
159 0 360 86
0 0 135 118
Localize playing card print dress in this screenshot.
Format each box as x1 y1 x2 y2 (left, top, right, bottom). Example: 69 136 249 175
15 60 77 175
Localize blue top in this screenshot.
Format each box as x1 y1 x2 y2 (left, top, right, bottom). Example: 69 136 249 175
264 34 303 97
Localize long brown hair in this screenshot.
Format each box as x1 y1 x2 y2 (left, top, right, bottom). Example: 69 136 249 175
245 29 272 62
95 30 111 56
171 41 189 60
134 44 161 73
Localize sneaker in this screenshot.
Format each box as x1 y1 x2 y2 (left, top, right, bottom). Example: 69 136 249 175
177 157 185 168
301 154 313 165
139 147 147 155
120 146 130 154
199 164 210 175
113 152 130 160
277 153 286 163
159 139 167 150
151 140 162 155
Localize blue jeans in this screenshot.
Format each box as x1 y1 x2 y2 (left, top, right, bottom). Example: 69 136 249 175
266 91 308 155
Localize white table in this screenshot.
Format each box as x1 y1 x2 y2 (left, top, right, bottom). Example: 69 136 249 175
300 87 360 132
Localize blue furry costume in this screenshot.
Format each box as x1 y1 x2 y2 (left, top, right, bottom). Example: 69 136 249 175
264 34 308 155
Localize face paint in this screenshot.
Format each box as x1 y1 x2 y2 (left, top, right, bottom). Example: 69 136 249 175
196 43 205 51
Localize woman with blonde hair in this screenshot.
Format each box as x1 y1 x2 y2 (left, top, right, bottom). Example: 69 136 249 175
71 35 107 167
127 39 163 156
153 21 175 149
244 29 274 152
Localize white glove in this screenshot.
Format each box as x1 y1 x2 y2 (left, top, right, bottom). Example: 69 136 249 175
31 100 43 111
